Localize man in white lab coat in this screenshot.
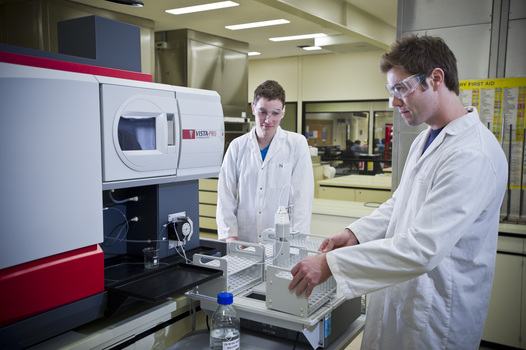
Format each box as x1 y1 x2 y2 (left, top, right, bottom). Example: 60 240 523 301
288 35 508 350
216 80 314 243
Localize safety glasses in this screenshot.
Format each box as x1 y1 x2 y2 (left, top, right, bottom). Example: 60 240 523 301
255 108 285 121
385 73 426 99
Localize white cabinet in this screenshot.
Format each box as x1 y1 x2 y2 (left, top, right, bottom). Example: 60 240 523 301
482 233 526 349
31 296 206 349
310 199 376 237
199 178 219 232
317 175 392 203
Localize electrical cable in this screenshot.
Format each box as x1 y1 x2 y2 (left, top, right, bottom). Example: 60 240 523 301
108 190 138 204
156 223 169 251
292 331 300 350
176 246 190 263
102 207 130 247
102 223 127 247
171 222 191 263
106 221 169 245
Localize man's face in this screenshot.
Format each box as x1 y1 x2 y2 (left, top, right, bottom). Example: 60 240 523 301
252 97 284 139
387 67 436 127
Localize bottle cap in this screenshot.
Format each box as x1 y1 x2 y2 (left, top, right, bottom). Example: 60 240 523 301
217 292 233 305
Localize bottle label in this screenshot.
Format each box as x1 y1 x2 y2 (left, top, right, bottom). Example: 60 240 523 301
222 337 240 350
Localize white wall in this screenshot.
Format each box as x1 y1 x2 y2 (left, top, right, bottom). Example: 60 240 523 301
248 50 391 130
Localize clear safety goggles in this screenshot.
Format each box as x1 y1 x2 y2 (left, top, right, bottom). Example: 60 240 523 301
255 107 285 120
385 73 426 99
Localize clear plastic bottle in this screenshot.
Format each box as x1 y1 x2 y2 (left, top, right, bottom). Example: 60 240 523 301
209 292 240 350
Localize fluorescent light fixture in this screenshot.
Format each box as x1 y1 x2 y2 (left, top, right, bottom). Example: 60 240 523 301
302 46 322 51
226 19 290 30
166 1 238 15
269 33 327 42
248 52 261 56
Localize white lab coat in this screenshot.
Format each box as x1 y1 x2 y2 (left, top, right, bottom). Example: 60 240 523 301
326 108 507 350
216 126 314 243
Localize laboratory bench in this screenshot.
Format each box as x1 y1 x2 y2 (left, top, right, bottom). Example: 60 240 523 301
26 236 365 350
32 299 365 350
167 315 366 350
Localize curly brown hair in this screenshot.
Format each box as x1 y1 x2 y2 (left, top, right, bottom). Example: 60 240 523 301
380 34 460 95
253 80 286 106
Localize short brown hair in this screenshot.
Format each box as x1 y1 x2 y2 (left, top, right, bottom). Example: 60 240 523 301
380 34 460 95
253 80 286 106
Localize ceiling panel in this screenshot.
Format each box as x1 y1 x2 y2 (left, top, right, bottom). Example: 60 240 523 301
70 0 397 59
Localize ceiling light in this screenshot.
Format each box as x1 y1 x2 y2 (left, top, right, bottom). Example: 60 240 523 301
166 1 239 15
269 33 327 42
248 52 261 56
302 46 322 51
105 0 143 6
226 19 290 30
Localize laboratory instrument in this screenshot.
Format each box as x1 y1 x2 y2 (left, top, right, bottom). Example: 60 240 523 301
0 59 226 348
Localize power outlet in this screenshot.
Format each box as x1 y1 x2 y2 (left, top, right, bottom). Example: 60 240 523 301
168 211 186 223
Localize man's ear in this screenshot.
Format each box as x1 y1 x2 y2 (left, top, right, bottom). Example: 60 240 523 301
430 68 445 90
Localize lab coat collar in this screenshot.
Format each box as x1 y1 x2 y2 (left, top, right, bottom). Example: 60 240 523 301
441 106 480 136
420 107 480 156
248 126 284 165
263 126 284 165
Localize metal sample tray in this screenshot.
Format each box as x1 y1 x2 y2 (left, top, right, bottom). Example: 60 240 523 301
192 241 265 297
190 233 337 318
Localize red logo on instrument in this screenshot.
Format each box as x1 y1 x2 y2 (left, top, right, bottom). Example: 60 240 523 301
182 129 195 139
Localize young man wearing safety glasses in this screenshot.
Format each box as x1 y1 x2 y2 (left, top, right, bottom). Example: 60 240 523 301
216 80 314 244
289 35 507 349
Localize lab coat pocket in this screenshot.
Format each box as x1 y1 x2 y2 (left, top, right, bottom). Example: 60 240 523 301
400 276 433 331
268 162 292 189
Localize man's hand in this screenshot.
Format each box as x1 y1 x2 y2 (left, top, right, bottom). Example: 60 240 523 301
288 253 332 298
318 228 358 253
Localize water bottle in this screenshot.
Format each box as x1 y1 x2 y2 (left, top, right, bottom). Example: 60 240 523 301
210 292 240 350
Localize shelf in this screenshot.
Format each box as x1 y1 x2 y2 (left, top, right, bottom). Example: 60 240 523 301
103 246 223 316
106 263 222 303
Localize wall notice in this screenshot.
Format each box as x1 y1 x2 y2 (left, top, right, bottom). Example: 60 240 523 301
459 77 526 190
